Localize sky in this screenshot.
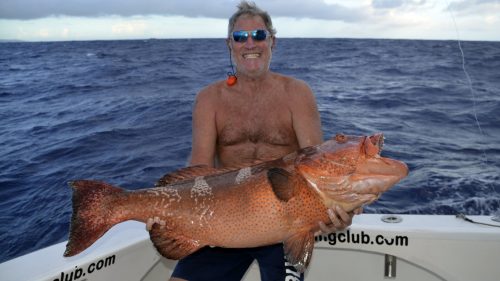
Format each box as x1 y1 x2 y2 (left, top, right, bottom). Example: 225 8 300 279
0 0 498 42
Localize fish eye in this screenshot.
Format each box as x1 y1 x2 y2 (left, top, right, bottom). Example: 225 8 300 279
335 134 348 143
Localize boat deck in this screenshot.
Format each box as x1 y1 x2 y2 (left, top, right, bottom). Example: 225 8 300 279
1 214 499 281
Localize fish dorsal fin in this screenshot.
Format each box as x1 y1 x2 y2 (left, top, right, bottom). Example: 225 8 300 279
149 223 202 260
155 165 220 186
283 231 315 273
267 167 296 202
156 163 263 186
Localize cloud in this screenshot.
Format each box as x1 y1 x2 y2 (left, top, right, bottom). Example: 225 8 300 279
1 0 497 41
111 20 147 35
371 0 427 9
445 0 500 21
0 0 231 19
447 0 500 12
372 0 405 9
259 0 366 22
0 0 365 22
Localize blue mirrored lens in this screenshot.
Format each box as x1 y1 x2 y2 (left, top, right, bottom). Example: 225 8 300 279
232 30 268 42
232 31 248 42
252 30 267 41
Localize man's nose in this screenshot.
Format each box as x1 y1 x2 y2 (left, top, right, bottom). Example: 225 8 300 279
244 36 256 48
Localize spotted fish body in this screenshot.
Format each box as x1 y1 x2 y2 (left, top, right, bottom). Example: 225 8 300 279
64 133 408 272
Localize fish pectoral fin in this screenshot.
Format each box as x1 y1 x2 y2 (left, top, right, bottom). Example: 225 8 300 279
149 223 202 260
267 167 296 202
283 231 315 273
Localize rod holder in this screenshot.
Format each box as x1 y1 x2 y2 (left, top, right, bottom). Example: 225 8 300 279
384 254 397 278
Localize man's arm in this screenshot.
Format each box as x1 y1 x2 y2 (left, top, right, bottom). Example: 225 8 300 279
289 80 323 148
189 88 218 167
289 79 362 234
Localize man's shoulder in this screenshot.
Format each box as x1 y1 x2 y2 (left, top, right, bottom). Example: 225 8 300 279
196 80 226 102
271 72 311 91
200 79 226 94
272 72 304 83
270 72 314 102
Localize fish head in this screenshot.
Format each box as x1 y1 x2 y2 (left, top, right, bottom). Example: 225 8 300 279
295 133 408 211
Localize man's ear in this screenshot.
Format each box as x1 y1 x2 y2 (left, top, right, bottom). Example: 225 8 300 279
271 36 276 51
226 38 232 51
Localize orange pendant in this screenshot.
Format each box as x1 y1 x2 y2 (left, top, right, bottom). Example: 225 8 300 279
226 75 237 86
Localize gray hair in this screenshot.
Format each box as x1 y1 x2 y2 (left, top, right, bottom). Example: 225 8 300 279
227 1 277 38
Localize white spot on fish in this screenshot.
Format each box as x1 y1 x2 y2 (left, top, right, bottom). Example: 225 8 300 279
189 177 215 228
191 176 212 198
147 187 181 202
235 167 252 184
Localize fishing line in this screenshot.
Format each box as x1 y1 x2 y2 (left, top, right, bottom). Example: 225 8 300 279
446 2 486 139
455 213 500 228
445 2 496 199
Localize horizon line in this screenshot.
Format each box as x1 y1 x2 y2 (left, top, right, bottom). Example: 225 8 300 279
2 36 499 44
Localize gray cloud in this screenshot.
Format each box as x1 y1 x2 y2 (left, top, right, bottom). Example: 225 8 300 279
447 0 499 11
259 0 366 22
372 0 427 9
372 0 405 9
0 0 231 19
0 0 365 22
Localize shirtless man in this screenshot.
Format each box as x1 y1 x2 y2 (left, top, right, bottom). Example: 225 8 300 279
169 2 359 280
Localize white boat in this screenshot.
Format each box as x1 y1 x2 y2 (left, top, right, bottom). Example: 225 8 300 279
1 214 499 281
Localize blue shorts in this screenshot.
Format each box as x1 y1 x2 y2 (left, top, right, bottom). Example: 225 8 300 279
172 244 304 281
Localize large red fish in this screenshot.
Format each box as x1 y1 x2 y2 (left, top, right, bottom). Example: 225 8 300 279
64 133 408 272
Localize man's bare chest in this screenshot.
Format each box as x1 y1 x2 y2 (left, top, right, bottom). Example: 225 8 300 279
215 99 295 146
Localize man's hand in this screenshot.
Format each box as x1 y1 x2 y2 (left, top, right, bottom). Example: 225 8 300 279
145 217 165 231
316 205 363 235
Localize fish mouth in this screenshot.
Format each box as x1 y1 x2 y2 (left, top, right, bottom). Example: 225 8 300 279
363 133 384 157
361 134 408 177
370 133 384 151
374 134 384 151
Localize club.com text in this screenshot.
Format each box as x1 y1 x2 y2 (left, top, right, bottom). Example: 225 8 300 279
52 255 116 281
316 230 409 247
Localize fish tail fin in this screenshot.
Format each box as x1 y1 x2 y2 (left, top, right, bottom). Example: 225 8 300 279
64 180 124 257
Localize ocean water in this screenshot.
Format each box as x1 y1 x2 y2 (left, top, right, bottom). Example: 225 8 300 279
0 38 499 263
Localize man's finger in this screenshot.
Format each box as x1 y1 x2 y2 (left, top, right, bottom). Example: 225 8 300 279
328 208 343 228
335 206 352 225
146 218 153 231
318 221 335 234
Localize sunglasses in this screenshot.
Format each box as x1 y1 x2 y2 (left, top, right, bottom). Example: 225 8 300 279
232 29 269 43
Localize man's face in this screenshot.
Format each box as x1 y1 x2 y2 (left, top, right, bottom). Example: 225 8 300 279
228 15 275 79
